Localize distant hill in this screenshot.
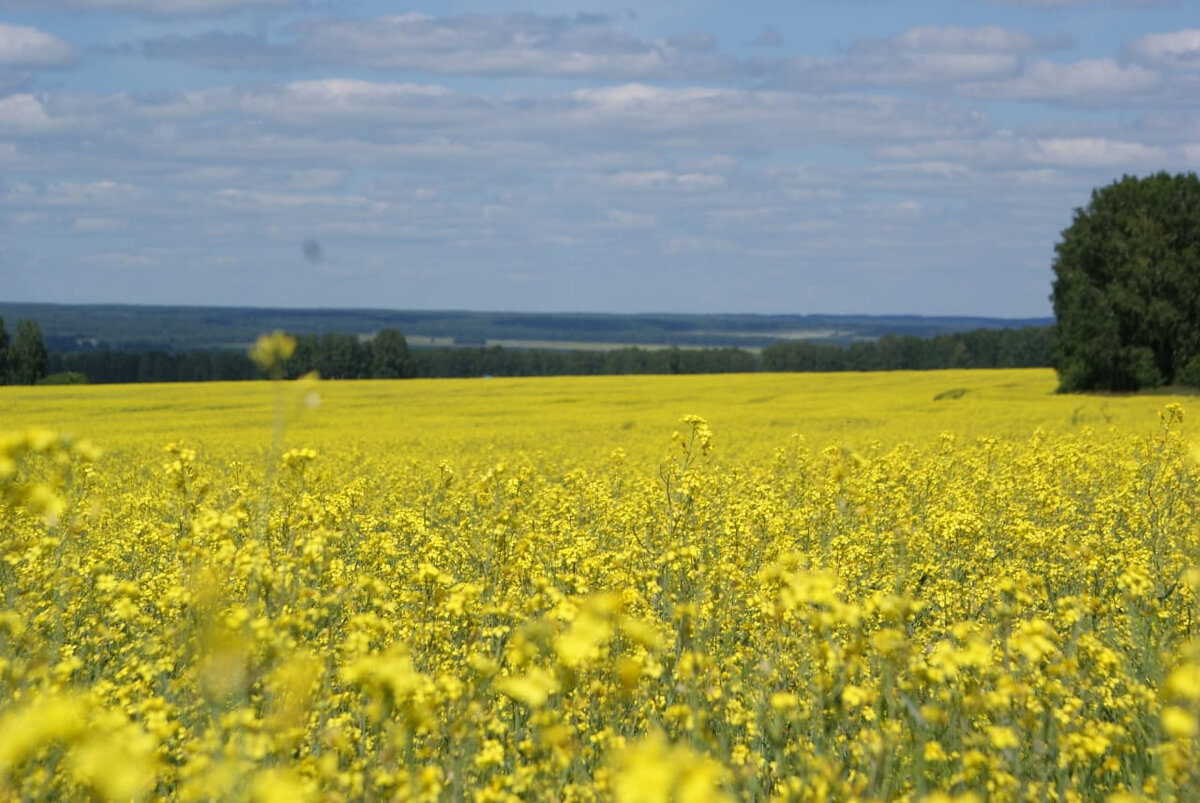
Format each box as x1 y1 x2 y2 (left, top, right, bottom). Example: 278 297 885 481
0 302 1053 354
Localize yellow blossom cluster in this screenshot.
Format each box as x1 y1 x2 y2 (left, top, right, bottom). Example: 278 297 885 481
1 369 1199 800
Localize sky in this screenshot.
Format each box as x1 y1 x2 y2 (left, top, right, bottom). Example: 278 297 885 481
0 1 1197 317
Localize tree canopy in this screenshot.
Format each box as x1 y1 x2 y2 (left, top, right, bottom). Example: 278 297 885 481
282 329 417 380
369 328 416 379
4 319 48 385
1051 172 1200 392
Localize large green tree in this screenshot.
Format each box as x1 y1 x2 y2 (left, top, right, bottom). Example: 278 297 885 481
316 333 367 379
369 328 415 379
1051 172 1200 391
9 319 49 385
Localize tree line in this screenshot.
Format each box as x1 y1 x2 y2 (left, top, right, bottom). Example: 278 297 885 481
760 326 1053 372
46 330 416 384
29 324 1055 385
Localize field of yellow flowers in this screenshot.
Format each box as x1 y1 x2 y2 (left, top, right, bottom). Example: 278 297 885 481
2 358 1199 801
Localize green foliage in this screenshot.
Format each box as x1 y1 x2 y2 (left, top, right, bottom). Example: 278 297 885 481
1052 172 1200 392
369 328 415 379
9 320 48 385
760 326 1053 372
284 333 369 379
1176 354 1200 388
50 349 258 383
409 345 760 378
282 330 416 380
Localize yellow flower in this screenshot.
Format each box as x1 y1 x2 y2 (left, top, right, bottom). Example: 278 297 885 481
340 645 426 705
841 684 873 709
988 725 1020 750
555 611 614 668
249 330 297 374
0 695 89 774
496 667 559 709
1162 706 1198 740
69 719 158 803
612 733 730 803
1009 618 1058 663
923 741 947 762
871 627 908 658
1166 663 1200 702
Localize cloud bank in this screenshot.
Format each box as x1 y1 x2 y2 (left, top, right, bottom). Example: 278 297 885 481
2 4 1198 315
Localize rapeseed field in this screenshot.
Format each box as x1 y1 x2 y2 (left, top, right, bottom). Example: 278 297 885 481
2 354 1199 801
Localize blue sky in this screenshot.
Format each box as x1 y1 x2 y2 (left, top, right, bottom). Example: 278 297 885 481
1 1 1197 316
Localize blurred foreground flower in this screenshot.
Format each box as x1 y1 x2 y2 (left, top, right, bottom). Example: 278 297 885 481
250 331 297 377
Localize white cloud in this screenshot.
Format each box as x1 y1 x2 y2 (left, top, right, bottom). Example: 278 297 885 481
584 170 726 191
235 79 459 124
860 52 1024 84
141 12 741 80
171 165 244 184
0 94 60 134
881 25 1043 54
298 13 735 79
1029 136 1166 166
604 209 657 228
0 23 75 67
663 235 734 254
1126 29 1200 71
284 169 345 191
780 26 1171 107
44 180 145 205
209 187 385 214
1006 168 1070 185
73 215 128 231
873 134 1173 169
787 25 1063 89
0 0 296 14
962 58 1161 102
7 211 44 225
5 74 1187 207
563 83 987 145
37 79 983 162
